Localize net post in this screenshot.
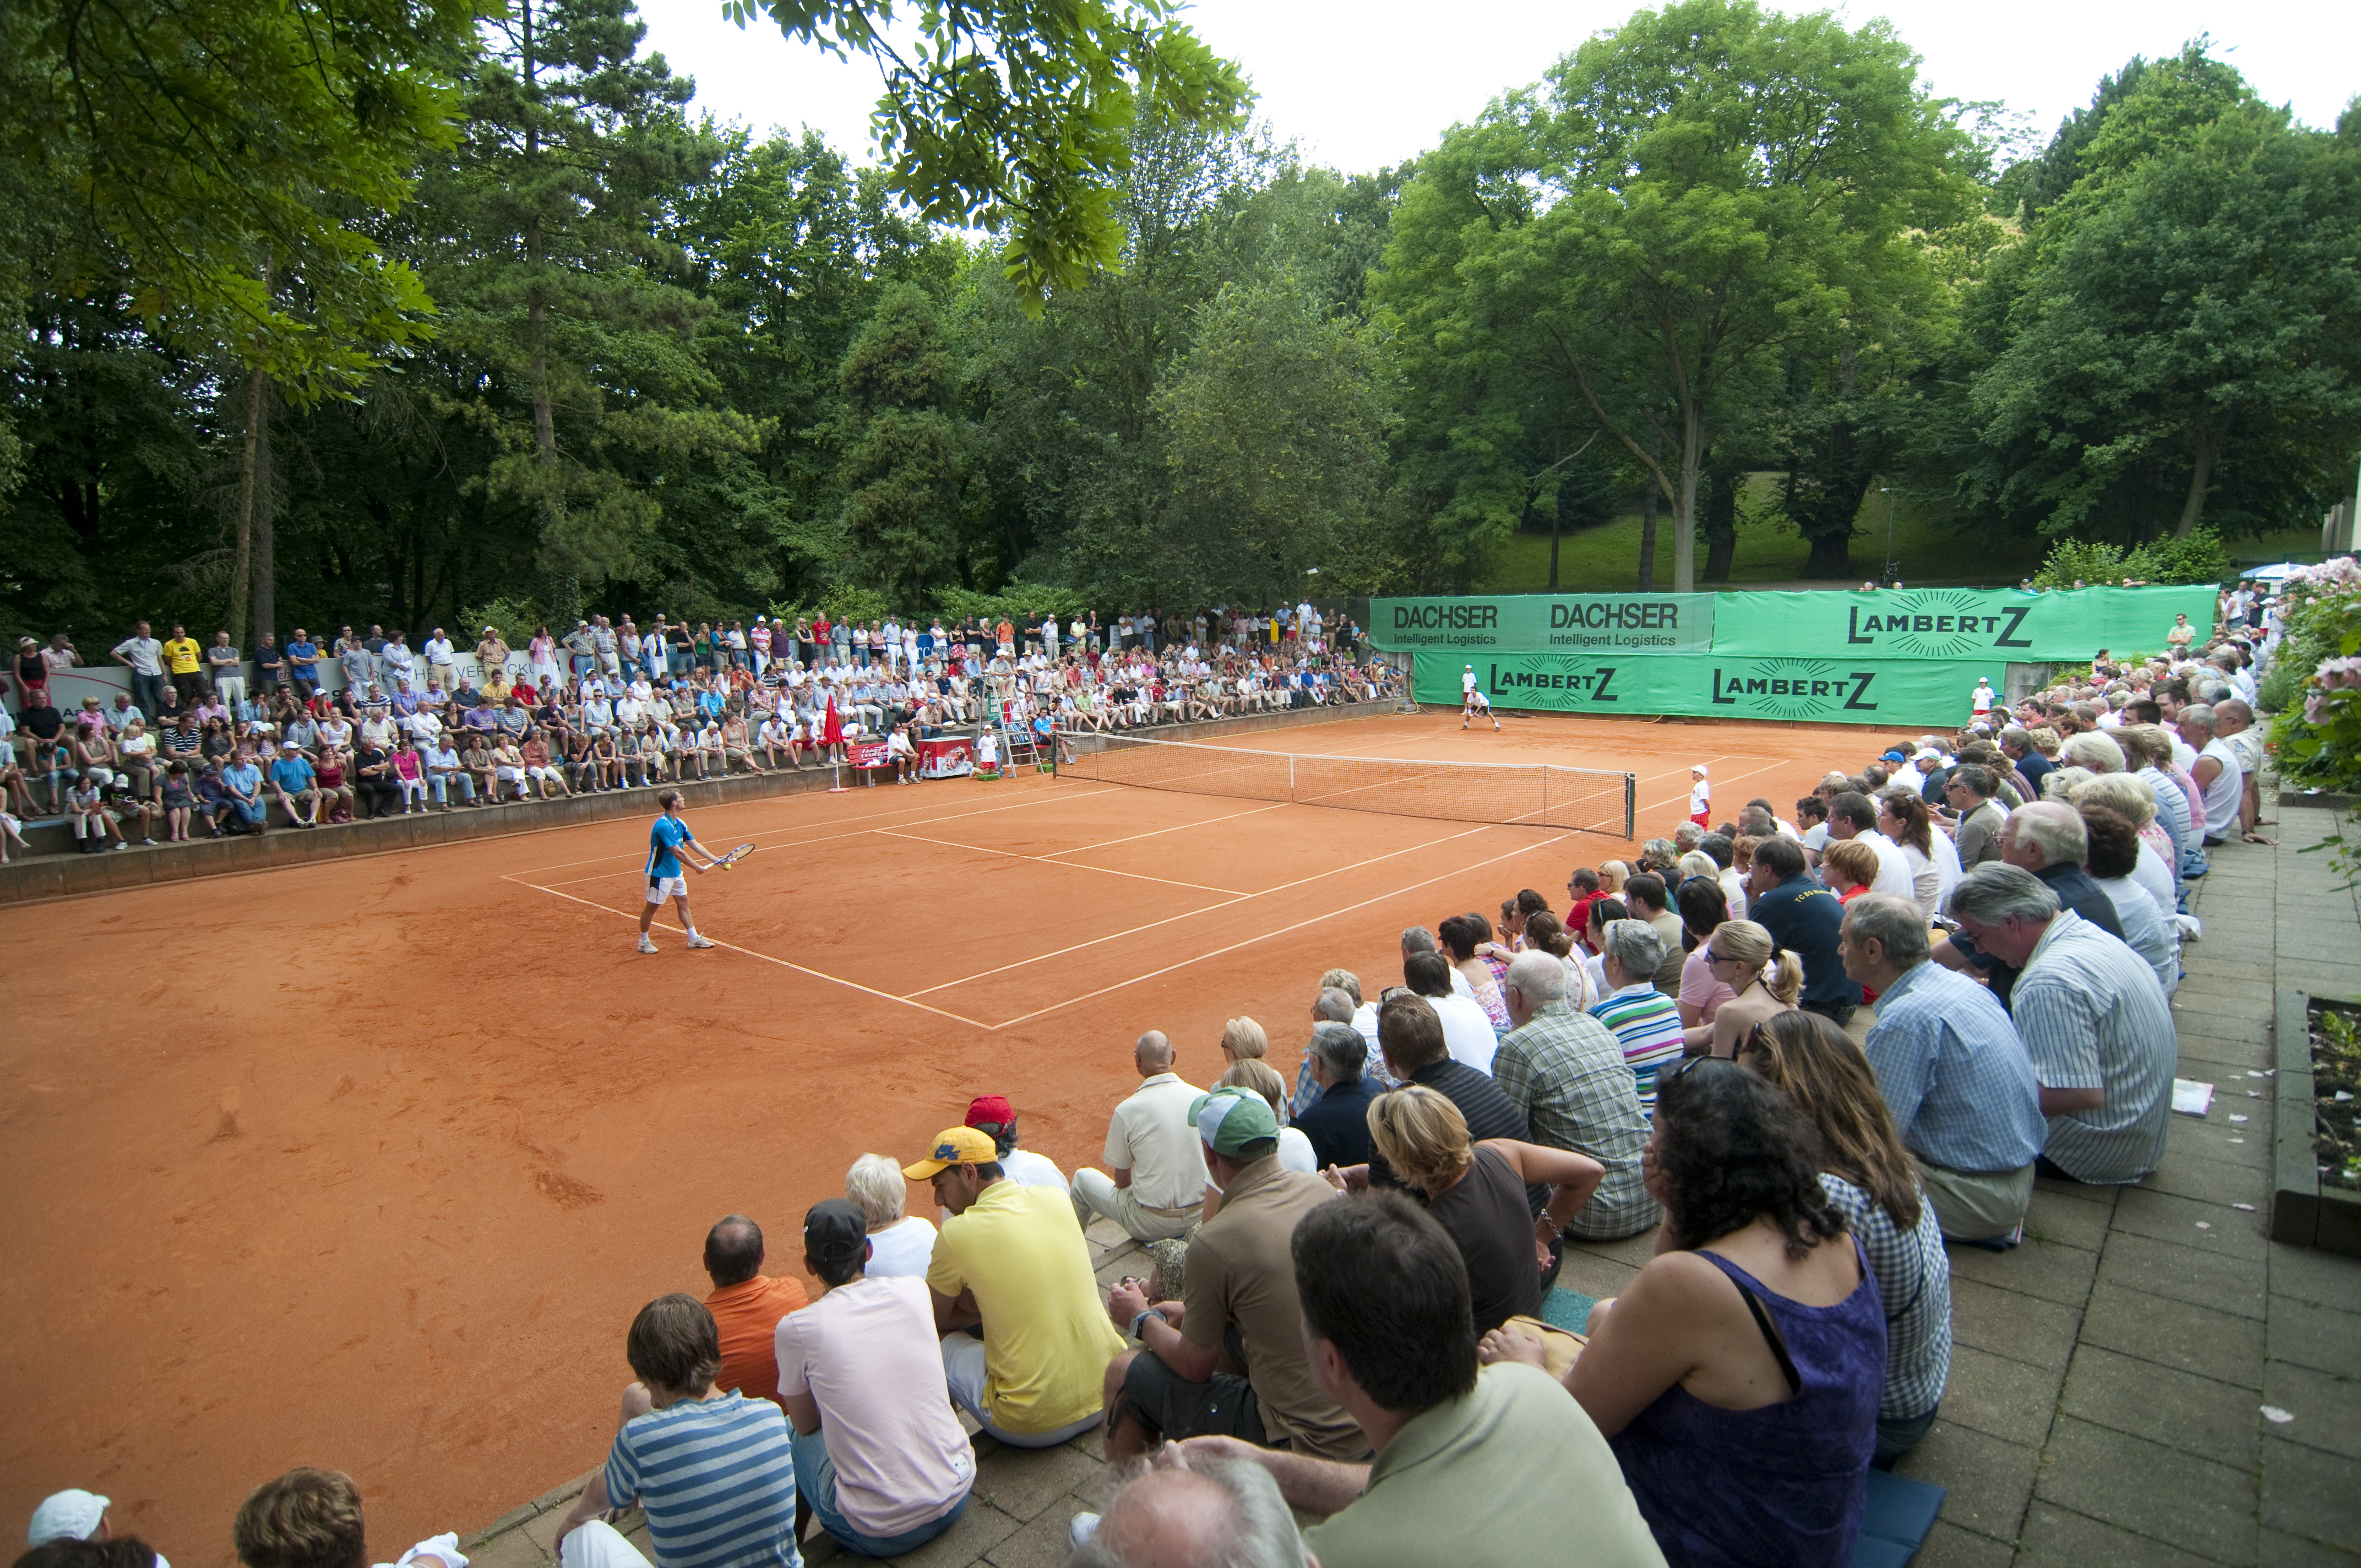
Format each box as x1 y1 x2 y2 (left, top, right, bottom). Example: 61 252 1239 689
1624 771 1636 840
1289 753 1296 801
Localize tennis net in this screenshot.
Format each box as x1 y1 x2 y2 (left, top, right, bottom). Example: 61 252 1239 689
1056 733 1634 838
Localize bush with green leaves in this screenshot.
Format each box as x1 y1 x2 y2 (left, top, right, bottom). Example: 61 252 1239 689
2030 530 2229 589
458 596 546 649
934 582 1085 624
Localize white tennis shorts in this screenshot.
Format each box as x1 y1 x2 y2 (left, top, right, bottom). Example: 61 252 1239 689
645 873 688 904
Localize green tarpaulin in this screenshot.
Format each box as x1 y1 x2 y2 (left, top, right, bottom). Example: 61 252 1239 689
1370 593 1717 655
1422 652 1987 727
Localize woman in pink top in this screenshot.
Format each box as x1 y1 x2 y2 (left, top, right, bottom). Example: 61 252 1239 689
1675 874 1738 1049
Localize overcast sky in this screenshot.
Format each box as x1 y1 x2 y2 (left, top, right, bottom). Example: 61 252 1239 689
634 0 2358 179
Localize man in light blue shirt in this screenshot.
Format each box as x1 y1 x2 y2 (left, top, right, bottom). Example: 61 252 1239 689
1842 894 2045 1243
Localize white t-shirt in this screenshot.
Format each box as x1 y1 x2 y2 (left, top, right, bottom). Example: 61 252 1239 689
1853 830 1918 902
2197 737 2243 833
1429 992 1500 1075
1689 780 1710 816
1001 1146 1068 1193
863 1216 938 1279
1277 1125 1318 1174
775 1274 975 1537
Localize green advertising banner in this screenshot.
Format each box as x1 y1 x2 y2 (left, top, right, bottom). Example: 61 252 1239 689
1706 585 2217 661
1418 651 1983 727
1370 592 1718 655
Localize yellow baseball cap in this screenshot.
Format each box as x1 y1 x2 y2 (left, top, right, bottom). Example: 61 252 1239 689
904 1125 997 1179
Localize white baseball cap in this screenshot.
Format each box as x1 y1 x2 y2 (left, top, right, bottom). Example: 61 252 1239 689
30 1490 108 1545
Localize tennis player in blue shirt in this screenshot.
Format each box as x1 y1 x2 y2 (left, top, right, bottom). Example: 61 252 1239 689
639 790 725 954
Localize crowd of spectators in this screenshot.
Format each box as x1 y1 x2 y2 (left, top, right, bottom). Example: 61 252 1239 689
1 607 1400 859
13 611 2267 1568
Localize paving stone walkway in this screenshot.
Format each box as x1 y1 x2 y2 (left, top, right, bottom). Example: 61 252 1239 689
458 798 2361 1568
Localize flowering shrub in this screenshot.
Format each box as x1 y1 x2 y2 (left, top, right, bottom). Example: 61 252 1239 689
2273 559 2361 883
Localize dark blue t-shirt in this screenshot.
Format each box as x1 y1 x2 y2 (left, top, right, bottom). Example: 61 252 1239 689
1751 874 1860 1012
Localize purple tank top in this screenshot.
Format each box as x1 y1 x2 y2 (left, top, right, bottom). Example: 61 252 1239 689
1608 1240 1886 1567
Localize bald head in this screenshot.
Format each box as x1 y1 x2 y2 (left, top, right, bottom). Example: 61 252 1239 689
1135 1031 1174 1074
1075 1456 1308 1568
703 1215 763 1287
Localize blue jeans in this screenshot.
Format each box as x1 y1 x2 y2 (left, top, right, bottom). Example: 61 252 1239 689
788 1426 965 1558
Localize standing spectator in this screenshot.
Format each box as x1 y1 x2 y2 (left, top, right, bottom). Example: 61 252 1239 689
907 1124 1125 1446
110 621 166 720
1183 1193 1664 1568
1747 836 1860 1026
207 631 246 708
1491 950 1658 1240
161 624 206 708
547 1294 802 1568
1739 1012 1952 1465
474 626 512 684
1071 1032 1210 1242
1842 894 2043 1244
1587 921 1686 1117
253 631 283 695
15 635 53 710
844 1152 937 1277
1293 1023 1382 1170
1101 1087 1364 1462
284 629 322 700
774 1201 972 1558
1946 863 2174 1186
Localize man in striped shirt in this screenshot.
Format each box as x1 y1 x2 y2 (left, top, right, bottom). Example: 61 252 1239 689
1586 920 1687 1117
552 1295 801 1568
1946 864 2173 1186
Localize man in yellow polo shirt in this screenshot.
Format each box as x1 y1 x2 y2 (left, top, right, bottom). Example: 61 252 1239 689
907 1126 1124 1447
162 622 207 709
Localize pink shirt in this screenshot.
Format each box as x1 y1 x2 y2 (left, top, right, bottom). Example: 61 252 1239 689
1679 949 1737 1021
776 1275 974 1537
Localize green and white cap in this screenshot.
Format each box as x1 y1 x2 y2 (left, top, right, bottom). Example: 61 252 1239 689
1189 1087 1279 1156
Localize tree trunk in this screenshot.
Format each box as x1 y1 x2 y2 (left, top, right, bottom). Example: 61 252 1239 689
2175 418 2222 537
1805 528 1852 578
1548 513 1562 593
1636 426 1663 591
253 379 276 640
1701 463 1739 583
1673 401 1703 594
230 366 266 645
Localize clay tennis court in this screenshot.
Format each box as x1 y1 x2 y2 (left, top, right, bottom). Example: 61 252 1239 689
1 710 1867 1565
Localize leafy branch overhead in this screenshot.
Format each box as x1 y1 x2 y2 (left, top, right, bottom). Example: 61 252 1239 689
726 0 1252 304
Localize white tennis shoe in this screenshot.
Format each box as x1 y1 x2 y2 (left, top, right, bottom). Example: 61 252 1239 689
685 933 716 950
637 934 658 954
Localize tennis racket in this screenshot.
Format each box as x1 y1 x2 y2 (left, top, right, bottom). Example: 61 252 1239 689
712 841 756 869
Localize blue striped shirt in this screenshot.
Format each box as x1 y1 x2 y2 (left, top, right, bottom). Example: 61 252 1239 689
1587 983 1686 1116
1860 960 2046 1174
2012 910 2176 1185
604 1391 801 1568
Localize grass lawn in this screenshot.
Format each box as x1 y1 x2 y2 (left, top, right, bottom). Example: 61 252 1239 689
1475 480 2329 593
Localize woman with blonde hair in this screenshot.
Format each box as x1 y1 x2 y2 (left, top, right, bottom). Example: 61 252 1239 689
1217 1015 1267 1064
1698 919 1802 1058
845 1152 936 1277
1738 1011 1950 1465
1327 1085 1603 1335
2070 772 2177 910
1596 859 1630 898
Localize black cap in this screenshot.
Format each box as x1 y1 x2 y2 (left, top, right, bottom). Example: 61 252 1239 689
803 1199 868 1266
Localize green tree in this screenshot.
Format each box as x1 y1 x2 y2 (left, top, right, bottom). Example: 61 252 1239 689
837 285 965 604
1394 0 1975 592
1968 48 2361 541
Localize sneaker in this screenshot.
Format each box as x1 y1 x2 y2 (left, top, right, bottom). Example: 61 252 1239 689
637 934 659 955
684 933 716 950
1069 1515 1100 1550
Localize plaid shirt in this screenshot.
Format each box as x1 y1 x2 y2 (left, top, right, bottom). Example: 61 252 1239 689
1860 960 2046 1174
2014 910 2176 1184
1821 1174 1950 1420
1491 1001 1661 1239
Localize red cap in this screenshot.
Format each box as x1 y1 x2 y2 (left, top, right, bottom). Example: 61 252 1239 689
965 1095 1014 1129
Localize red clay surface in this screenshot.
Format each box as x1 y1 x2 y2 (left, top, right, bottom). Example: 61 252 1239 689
1 711 1873 1565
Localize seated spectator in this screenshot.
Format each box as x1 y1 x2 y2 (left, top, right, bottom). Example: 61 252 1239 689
962 1094 1068 1191
1294 987 1357 1112
549 1295 801 1568
1495 1058 1881 1568
1619 874 1688 996
1182 1191 1662 1568
1842 894 2044 1244
1694 919 1802 1059
26 1493 156 1564
1746 836 1859 1026
1672 874 1735 1048
1367 993 1533 1211
1946 863 2174 1185
1399 924 1473 999
1586 920 1685 1115
909 1125 1124 1446
1071 1032 1209 1242
845 1152 937 1277
1825 792 1915 901
269 749 320 828
1738 1013 1952 1466
1437 914 1511 1028
1102 1087 1363 1463
621 1216 808 1414
1217 1016 1268 1069
1294 1022 1382 1171
1945 764 2008 866
774 1201 972 1558
1816 837 1880 908
1490 950 1658 1241
2076 803 2179 996
1938 803 2125 1007
1212 1059 1317 1182
1402 950 1497 1074
233 1469 456 1568
2068 772 2178 912
1331 1085 1602 1335
1067 1450 1309 1568
1875 788 1958 917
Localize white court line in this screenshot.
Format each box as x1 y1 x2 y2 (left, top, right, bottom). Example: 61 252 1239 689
499 874 995 1030
527 786 1123 887
873 827 1249 897
901 819 1499 998
988 828 1580 1030
1640 758 1785 815
1042 801 1291 858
